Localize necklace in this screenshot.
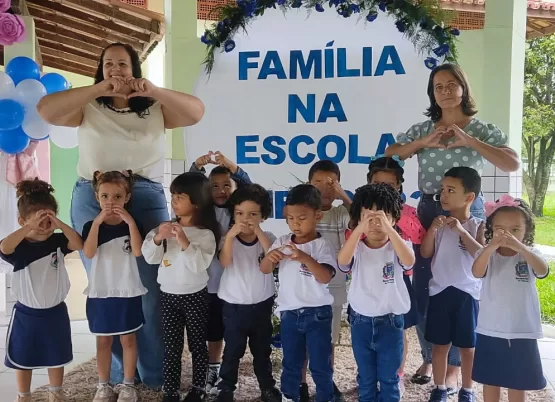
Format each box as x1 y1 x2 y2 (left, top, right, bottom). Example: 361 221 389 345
104 103 133 114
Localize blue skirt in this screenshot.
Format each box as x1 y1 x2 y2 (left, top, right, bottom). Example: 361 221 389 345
403 274 418 329
472 333 547 390
5 302 72 370
87 296 144 336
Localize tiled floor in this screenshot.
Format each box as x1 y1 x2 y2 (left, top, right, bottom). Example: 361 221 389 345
0 322 553 401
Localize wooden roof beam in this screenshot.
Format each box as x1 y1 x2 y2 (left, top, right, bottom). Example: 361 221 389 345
38 38 99 62
28 6 144 52
36 28 104 55
40 45 97 68
44 59 95 77
35 21 112 52
56 0 160 33
26 0 152 42
42 53 96 76
108 0 165 23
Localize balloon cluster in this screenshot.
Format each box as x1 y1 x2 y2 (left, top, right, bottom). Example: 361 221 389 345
0 56 77 154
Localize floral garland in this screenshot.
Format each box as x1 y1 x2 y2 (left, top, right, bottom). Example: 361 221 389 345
200 0 460 74
0 1 26 46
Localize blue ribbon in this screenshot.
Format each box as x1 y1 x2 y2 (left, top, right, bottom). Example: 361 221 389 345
369 154 405 167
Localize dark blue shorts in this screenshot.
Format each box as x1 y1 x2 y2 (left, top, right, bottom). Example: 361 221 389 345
5 302 72 369
425 286 478 348
472 334 547 390
207 292 224 342
87 296 144 336
403 274 418 329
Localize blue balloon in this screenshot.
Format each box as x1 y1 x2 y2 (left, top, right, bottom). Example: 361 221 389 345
6 57 41 85
0 99 25 130
40 73 69 94
0 127 30 155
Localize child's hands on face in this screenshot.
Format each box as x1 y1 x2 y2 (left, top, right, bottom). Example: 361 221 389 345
229 222 248 238
94 207 113 226
45 211 62 230
490 229 509 250
26 210 50 231
368 210 394 233
112 205 134 225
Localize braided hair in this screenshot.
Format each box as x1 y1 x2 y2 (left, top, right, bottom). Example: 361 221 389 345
485 198 535 247
349 183 403 229
367 157 404 195
16 178 58 218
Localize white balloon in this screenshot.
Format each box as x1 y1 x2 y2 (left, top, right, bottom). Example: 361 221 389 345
15 79 47 110
0 72 15 99
22 111 52 140
49 125 78 149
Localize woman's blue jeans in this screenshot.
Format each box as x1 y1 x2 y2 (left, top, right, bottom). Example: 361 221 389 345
412 195 485 368
70 177 169 388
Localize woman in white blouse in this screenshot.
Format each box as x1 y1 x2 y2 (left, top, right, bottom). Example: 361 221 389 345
37 43 205 391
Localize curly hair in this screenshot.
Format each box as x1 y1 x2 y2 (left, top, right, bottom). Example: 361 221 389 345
16 178 58 218
349 183 403 229
367 157 404 194
228 183 272 220
484 199 535 246
92 170 135 195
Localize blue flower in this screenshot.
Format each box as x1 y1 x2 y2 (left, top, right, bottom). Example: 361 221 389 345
395 20 406 33
450 28 460 36
237 0 256 16
224 39 236 53
366 11 378 22
224 18 232 25
350 4 360 13
315 3 325 12
424 57 439 70
200 33 211 45
379 2 387 11
433 44 449 57
217 21 225 32
277 0 286 4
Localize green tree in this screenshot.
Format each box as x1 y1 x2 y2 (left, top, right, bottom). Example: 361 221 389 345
523 37 555 216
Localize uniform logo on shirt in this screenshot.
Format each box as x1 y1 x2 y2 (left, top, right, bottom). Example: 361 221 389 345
50 252 58 270
299 263 313 277
458 237 467 252
383 262 394 284
515 261 529 282
123 238 131 254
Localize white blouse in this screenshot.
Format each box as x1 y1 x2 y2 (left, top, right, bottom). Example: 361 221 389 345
77 101 165 182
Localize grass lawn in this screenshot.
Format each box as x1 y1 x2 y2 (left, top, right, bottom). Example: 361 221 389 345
531 192 555 323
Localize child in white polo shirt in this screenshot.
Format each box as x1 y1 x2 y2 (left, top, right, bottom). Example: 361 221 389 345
420 167 485 402
261 184 337 402
338 183 415 402
215 184 281 402
472 196 548 402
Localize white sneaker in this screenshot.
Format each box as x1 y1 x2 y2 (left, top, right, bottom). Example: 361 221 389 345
93 384 116 402
206 364 220 393
115 384 138 402
281 396 294 402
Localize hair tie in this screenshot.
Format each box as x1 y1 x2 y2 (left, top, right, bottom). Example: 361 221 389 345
484 194 520 217
369 154 405 167
121 170 130 177
391 155 405 167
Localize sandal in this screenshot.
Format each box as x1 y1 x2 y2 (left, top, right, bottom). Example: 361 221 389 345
410 373 432 385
